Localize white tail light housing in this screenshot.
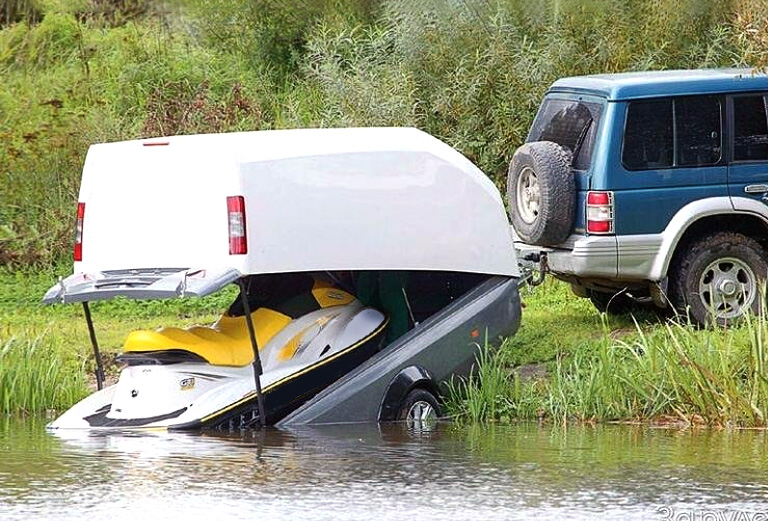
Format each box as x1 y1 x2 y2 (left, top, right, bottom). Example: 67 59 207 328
586 191 614 234
227 196 247 255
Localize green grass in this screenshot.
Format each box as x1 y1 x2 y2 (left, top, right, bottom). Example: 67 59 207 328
0 267 235 413
503 279 609 367
0 334 87 414
447 281 768 428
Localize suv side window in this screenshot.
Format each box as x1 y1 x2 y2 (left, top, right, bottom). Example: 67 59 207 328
622 99 673 170
733 95 768 161
622 95 722 170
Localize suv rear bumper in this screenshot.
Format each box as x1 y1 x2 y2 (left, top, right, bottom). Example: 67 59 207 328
514 234 618 278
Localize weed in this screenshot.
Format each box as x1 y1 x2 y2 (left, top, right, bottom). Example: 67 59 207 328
448 301 768 428
0 334 88 414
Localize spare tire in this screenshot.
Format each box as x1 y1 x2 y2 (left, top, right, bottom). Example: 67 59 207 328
507 141 574 246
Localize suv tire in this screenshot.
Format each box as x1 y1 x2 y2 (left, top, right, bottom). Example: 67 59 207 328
588 290 635 315
669 232 767 326
507 141 574 246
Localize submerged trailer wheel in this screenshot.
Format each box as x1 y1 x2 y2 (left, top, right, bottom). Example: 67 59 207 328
398 389 440 430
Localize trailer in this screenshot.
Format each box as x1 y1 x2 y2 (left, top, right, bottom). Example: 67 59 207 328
43 127 521 430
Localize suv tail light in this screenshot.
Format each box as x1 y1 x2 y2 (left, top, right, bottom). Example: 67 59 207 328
586 191 614 234
74 202 85 261
227 196 247 255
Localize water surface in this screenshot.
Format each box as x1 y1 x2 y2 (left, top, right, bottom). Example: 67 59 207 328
1 417 767 520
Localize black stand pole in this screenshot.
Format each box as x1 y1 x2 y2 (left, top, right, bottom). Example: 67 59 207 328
238 278 267 427
82 302 105 391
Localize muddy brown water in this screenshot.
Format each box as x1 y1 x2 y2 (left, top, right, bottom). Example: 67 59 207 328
1 417 767 520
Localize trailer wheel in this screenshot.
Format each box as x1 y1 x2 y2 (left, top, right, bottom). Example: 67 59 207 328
397 388 440 430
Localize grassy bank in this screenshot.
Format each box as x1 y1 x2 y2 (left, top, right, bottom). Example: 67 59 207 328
6 267 768 429
0 267 234 413
446 281 768 428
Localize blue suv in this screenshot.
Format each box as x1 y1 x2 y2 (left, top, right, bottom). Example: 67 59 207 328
509 68 768 325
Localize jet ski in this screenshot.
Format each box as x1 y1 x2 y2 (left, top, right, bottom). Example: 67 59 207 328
49 273 387 430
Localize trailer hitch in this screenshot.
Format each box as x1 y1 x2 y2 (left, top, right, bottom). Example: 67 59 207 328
518 252 548 289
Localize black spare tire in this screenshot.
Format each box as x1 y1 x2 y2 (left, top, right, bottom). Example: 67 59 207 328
507 141 574 246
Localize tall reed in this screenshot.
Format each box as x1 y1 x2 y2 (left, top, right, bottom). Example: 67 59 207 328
0 334 88 414
448 315 768 427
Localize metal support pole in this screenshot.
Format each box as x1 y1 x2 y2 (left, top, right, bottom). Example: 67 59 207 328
82 302 105 391
238 278 267 427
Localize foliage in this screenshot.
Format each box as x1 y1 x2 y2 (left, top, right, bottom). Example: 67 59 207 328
1 0 42 27
2 0 767 267
447 292 768 428
0 334 88 413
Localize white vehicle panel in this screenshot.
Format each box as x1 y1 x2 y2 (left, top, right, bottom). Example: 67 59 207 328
73 128 518 278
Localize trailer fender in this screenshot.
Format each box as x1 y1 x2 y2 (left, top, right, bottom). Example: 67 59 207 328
378 365 439 422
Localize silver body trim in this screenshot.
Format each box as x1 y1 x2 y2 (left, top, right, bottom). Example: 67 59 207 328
515 234 618 278
514 197 768 283
42 267 242 304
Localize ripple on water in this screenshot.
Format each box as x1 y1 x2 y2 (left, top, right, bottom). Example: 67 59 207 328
1 419 767 521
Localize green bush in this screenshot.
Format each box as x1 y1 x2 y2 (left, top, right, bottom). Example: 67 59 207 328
1 0 767 268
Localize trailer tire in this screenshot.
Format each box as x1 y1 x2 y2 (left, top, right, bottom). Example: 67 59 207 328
397 388 440 429
507 141 574 246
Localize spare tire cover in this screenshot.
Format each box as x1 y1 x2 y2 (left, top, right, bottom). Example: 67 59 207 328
507 141 574 246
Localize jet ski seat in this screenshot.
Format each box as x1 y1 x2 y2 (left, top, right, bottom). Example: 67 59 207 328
123 307 296 366
123 277 368 368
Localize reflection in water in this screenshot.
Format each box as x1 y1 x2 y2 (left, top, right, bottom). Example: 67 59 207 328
1 417 767 521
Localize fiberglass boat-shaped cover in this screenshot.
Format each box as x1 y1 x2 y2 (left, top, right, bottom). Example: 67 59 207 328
70 127 518 280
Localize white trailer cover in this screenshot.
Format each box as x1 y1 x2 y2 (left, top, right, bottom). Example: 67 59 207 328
73 127 517 279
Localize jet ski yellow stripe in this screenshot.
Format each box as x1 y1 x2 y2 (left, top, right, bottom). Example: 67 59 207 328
277 315 333 362
199 316 390 424
278 332 303 362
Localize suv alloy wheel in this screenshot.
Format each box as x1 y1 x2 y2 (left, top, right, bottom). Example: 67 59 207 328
669 232 768 325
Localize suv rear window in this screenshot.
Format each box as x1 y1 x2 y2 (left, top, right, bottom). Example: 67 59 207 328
527 98 603 171
622 95 722 171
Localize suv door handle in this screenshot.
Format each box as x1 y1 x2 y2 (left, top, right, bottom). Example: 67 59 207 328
744 184 768 194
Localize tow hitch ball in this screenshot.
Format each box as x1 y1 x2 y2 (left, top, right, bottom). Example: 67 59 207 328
520 252 547 288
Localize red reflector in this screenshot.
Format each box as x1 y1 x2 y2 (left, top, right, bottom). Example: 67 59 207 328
143 141 169 147
227 196 247 255
587 192 610 205
587 220 611 233
74 202 85 262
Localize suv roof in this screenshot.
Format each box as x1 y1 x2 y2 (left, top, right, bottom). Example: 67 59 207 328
549 68 768 101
